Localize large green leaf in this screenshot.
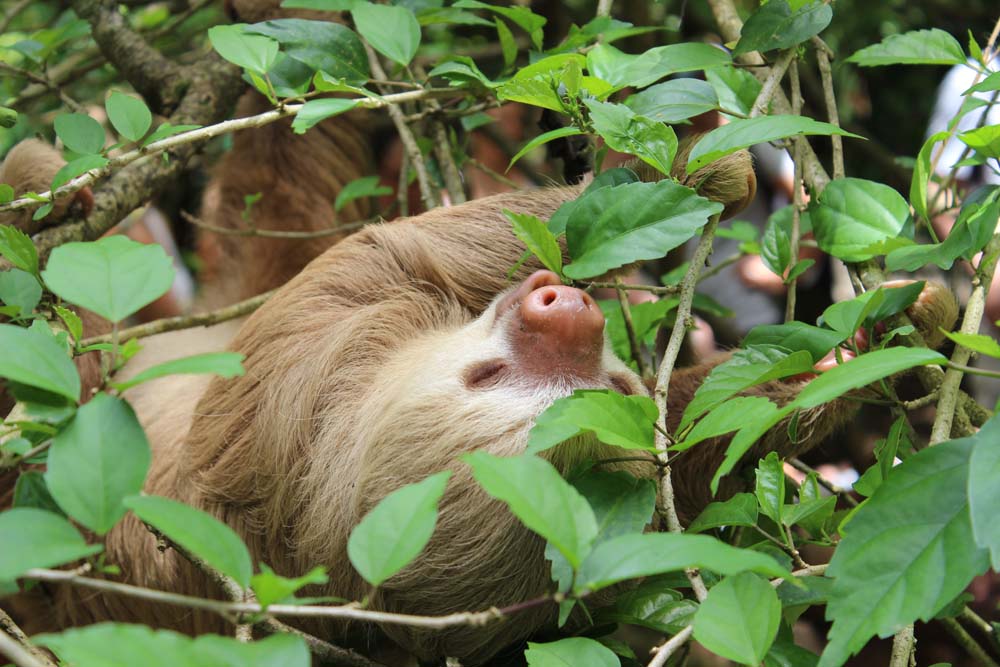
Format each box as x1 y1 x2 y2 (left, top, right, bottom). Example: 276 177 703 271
525 637 618 667
597 577 697 635
705 65 761 117
347 471 450 586
694 572 781 665
846 28 966 67
248 18 368 84
0 224 39 275
586 42 730 90
686 493 759 533
38 624 309 667
124 495 253 588
0 508 102 580
42 236 174 322
586 100 678 176
959 125 1000 159
968 415 1000 570
527 390 657 455
0 323 80 401
105 92 152 142
112 352 245 392
733 0 832 56
54 113 105 155
810 177 912 262
624 78 719 124
673 396 779 453
208 24 279 73
464 452 597 569
563 179 721 279
46 394 150 534
820 437 989 667
944 331 1000 359
743 322 846 364
687 116 859 173
0 268 41 317
504 210 563 275
679 345 813 429
575 532 789 593
352 3 420 66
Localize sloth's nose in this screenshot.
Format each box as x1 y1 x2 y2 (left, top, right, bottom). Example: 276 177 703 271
519 283 605 359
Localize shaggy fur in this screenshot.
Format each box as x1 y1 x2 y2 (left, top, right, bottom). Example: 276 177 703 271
1 99 956 665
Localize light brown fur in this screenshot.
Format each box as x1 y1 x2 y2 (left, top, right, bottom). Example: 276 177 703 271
2 95 955 666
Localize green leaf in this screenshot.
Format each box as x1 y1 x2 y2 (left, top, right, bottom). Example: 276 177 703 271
251 564 328 609
525 637 618 667
527 390 657 455
733 0 832 56
687 493 759 533
0 225 39 274
208 24 278 73
508 126 583 169
743 322 846 364
965 70 1000 94
944 331 1000 358
0 183 13 203
51 155 109 191
105 91 152 142
968 415 1000 569
624 79 719 124
599 298 673 365
497 76 564 112
53 305 83 343
334 175 391 213
586 42 730 90
820 437 989 667
673 396 780 453
0 268 41 317
291 98 359 135
42 236 175 323
54 113 105 155
597 577 697 634
563 180 721 279
454 0 546 49
679 345 814 429
911 131 949 220
755 452 785 525
586 100 678 176
352 3 420 66
846 28 966 67
810 177 912 262
496 17 516 67
124 495 253 587
959 125 1000 159
246 19 369 84
347 471 450 586
465 452 597 569
687 116 860 173
428 57 496 89
0 508 102 580
111 352 245 392
142 123 202 147
13 471 64 515
47 394 150 534
782 496 836 530
694 572 781 665
794 347 944 409
706 65 762 117
504 210 563 275
0 324 79 401
38 624 309 667
575 532 789 593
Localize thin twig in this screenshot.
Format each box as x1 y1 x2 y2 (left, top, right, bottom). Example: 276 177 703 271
412 63 466 204
363 43 439 210
0 61 82 112
0 631 48 667
181 210 373 239
615 278 651 380
785 59 804 323
0 608 57 667
582 282 680 296
21 568 512 628
647 626 693 667
0 88 458 215
787 458 858 507
813 39 844 180
939 617 1000 667
80 290 274 346
931 232 1000 443
889 624 916 667
750 49 795 118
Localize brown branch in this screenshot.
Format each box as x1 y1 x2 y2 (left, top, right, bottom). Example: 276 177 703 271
615 278 651 381
0 608 57 667
939 617 1000 667
181 210 374 239
80 290 274 346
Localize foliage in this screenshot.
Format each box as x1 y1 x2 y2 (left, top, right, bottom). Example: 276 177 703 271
1 2 998 667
